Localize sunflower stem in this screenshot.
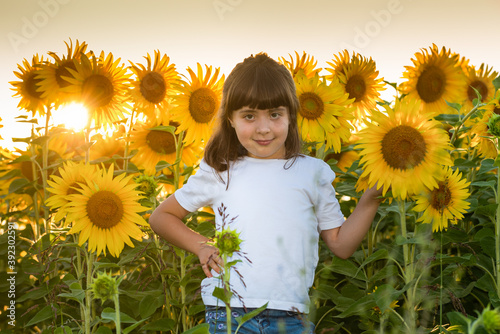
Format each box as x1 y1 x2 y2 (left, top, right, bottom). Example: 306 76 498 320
450 102 483 146
123 108 136 172
41 104 51 235
84 251 94 334
398 199 416 329
180 251 188 332
113 293 121 334
30 125 41 243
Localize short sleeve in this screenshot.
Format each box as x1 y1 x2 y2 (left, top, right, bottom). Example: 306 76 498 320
174 160 222 212
314 160 345 231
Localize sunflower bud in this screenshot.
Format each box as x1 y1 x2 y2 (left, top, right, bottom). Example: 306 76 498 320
482 306 500 333
134 175 159 199
486 113 500 138
214 229 242 257
91 272 119 303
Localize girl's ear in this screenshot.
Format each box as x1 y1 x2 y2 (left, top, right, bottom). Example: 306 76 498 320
228 118 234 128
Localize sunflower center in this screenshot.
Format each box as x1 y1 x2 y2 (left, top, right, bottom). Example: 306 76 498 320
381 125 427 170
430 181 451 211
146 129 176 154
416 65 446 103
299 92 324 120
82 74 114 109
55 60 77 88
345 74 366 102
189 87 218 123
140 72 166 104
26 72 44 99
494 106 500 115
467 80 488 102
86 190 123 229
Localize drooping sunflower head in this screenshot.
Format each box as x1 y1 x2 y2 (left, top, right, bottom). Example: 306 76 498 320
326 50 386 122
470 92 500 158
63 51 131 128
278 51 321 78
295 71 354 153
204 53 301 171
129 50 179 124
37 39 90 106
10 54 48 117
89 125 127 167
413 166 470 232
91 271 120 303
399 44 466 116
169 63 224 145
66 164 148 257
357 98 453 199
130 120 202 175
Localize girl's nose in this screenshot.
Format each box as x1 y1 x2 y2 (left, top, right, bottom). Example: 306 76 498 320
256 118 270 134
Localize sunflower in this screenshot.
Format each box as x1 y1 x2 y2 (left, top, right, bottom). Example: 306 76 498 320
169 64 224 145
37 39 90 107
279 51 321 78
129 50 179 124
89 125 126 167
399 44 466 116
295 72 355 153
326 50 386 123
63 51 131 128
413 166 470 232
130 120 202 175
356 98 453 199
470 92 500 159
461 63 498 112
10 55 49 117
46 161 99 223
65 164 148 257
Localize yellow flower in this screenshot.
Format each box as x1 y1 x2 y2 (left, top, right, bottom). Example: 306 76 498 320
129 50 179 124
470 92 500 159
295 72 354 152
37 39 90 107
356 98 452 199
46 161 99 223
10 55 48 117
279 51 321 78
65 165 148 257
170 64 224 145
413 166 470 232
461 63 498 112
399 44 466 116
63 52 131 128
129 120 202 175
326 50 386 122
89 125 127 168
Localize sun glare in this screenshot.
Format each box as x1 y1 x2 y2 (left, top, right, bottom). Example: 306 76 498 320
52 103 89 131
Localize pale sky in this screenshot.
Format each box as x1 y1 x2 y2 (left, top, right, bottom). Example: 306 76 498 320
1 0 499 149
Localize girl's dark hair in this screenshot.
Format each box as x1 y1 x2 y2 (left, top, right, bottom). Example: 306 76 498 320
204 52 301 173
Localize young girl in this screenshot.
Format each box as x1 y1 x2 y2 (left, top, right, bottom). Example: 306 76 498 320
149 53 383 333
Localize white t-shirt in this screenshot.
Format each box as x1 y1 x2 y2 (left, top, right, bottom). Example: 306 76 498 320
175 155 345 313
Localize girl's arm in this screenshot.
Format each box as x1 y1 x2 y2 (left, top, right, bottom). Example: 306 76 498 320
149 194 222 277
320 185 383 259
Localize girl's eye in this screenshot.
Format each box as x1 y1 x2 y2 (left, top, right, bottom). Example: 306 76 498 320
270 112 281 119
243 114 254 120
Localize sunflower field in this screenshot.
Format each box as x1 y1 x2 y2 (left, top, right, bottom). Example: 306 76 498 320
1 39 500 334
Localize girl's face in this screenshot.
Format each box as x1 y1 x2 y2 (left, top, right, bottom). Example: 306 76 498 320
229 106 290 159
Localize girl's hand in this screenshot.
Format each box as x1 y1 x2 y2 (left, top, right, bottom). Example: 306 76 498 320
197 244 223 278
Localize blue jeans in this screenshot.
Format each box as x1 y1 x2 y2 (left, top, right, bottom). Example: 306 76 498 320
205 306 315 334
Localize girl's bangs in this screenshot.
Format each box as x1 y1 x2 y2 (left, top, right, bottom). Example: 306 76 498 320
227 71 295 112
